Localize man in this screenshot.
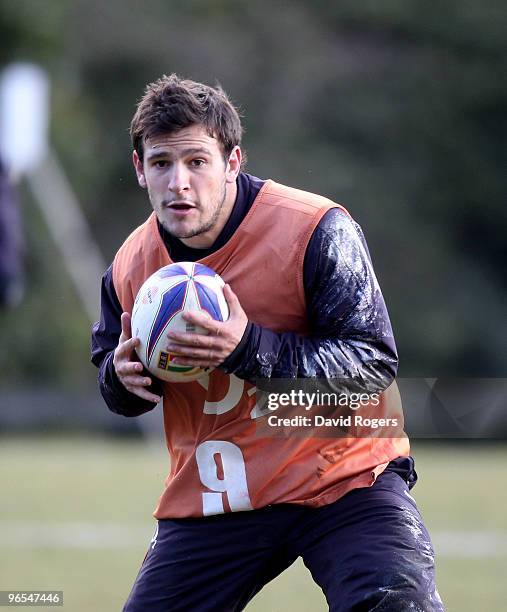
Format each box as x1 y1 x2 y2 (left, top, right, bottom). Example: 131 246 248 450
92 74 443 611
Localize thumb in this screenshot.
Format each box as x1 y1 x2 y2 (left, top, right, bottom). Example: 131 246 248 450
223 284 242 316
120 312 132 341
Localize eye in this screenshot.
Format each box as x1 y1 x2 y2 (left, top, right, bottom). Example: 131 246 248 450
154 160 168 168
190 159 205 167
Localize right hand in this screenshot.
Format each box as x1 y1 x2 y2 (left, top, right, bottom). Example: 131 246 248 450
113 312 162 403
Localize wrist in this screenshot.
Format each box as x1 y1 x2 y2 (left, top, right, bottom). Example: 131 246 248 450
220 321 253 372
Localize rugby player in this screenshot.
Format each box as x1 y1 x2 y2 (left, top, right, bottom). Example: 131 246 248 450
92 74 443 611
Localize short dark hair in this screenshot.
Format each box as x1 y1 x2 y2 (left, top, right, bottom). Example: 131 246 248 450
130 74 243 163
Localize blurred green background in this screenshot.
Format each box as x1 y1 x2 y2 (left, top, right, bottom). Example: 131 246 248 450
0 1 505 610
1 0 505 382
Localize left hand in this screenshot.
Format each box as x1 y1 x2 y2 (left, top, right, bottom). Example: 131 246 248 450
166 284 248 368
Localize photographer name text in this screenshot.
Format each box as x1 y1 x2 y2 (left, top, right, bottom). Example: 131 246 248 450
267 414 398 429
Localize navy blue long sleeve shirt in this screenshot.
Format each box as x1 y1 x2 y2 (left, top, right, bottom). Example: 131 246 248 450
91 172 398 417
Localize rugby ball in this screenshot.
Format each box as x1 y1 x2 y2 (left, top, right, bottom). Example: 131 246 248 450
131 262 229 382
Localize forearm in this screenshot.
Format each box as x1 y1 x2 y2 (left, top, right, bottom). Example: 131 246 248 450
221 322 397 392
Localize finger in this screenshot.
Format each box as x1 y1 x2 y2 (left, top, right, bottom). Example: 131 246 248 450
180 310 220 333
122 374 153 387
166 331 206 346
169 345 223 360
126 385 162 403
116 336 140 358
172 355 221 368
116 361 144 376
167 334 222 349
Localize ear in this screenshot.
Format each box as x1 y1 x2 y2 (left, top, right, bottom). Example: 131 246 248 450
225 146 242 184
132 150 147 188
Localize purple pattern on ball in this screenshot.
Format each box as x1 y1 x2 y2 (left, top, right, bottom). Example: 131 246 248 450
195 281 224 321
147 280 186 364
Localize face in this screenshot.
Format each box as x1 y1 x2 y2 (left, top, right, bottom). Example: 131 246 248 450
133 124 241 248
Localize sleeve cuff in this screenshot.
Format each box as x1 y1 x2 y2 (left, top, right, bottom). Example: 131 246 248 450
219 321 255 373
100 351 161 416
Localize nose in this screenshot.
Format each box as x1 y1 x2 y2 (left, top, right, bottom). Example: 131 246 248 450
167 162 190 194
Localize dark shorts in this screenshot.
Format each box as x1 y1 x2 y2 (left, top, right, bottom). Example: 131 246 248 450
124 463 444 611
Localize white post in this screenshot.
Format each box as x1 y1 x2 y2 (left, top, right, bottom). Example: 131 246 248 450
26 151 107 322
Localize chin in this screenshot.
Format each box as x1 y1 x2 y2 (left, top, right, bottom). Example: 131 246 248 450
168 224 200 240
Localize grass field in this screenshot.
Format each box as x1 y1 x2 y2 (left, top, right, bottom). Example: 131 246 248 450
1 436 506 611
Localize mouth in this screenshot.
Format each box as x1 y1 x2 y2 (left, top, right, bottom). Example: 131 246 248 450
164 201 196 215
